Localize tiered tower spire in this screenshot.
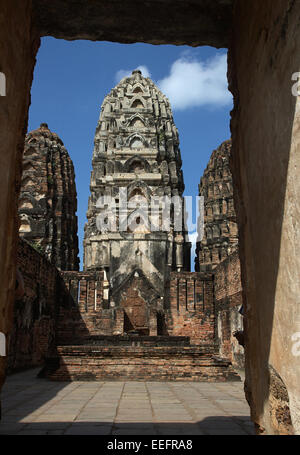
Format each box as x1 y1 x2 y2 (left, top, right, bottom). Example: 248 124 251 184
84 69 190 306
195 139 238 271
18 123 79 271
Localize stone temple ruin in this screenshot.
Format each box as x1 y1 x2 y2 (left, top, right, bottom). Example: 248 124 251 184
84 69 191 323
2 0 299 435
195 139 238 271
18 123 79 271
13 70 243 382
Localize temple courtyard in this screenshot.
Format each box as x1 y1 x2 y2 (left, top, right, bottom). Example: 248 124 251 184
0 368 254 435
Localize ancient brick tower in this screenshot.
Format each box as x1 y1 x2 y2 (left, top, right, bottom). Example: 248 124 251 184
195 140 238 271
40 76 241 382
18 123 79 271
84 69 191 317
15 97 243 382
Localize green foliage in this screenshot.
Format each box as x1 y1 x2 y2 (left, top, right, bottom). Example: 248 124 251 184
30 241 45 255
158 130 165 144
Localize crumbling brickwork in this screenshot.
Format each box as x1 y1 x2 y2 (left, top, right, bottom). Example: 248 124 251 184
44 269 241 382
214 250 244 369
46 344 239 382
166 272 216 346
55 271 215 344
18 123 79 271
195 140 238 271
7 238 61 373
194 139 244 368
56 271 105 343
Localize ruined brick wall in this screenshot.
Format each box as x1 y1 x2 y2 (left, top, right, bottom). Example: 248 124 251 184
46 270 241 382
7 238 60 373
214 251 244 369
57 271 106 343
55 270 217 347
166 272 216 346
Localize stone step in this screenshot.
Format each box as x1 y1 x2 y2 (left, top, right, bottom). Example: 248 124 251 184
44 344 241 382
59 334 192 347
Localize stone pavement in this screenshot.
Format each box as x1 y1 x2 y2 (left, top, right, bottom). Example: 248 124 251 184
0 368 255 435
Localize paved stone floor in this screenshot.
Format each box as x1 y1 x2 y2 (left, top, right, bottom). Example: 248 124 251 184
0 368 255 435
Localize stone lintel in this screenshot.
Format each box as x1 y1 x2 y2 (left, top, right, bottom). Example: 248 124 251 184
89 233 170 242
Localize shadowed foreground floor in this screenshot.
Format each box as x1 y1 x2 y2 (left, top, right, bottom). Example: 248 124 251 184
0 368 255 435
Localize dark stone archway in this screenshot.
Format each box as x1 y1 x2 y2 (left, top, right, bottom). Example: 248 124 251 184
32 0 233 47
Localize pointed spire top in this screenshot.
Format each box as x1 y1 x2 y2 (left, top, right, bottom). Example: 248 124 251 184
132 69 142 76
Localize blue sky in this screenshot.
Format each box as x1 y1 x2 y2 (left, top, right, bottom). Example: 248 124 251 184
28 38 233 270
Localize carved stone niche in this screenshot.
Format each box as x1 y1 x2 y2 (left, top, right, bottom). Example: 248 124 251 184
111 269 161 336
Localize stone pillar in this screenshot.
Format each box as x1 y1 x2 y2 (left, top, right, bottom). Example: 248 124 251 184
113 308 124 335
229 0 300 434
102 268 110 302
149 309 158 336
175 235 184 272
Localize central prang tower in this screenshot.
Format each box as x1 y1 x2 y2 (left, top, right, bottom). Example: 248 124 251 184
44 71 242 382
84 69 190 316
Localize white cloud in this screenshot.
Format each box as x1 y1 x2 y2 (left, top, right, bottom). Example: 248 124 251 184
157 53 232 110
115 65 151 83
